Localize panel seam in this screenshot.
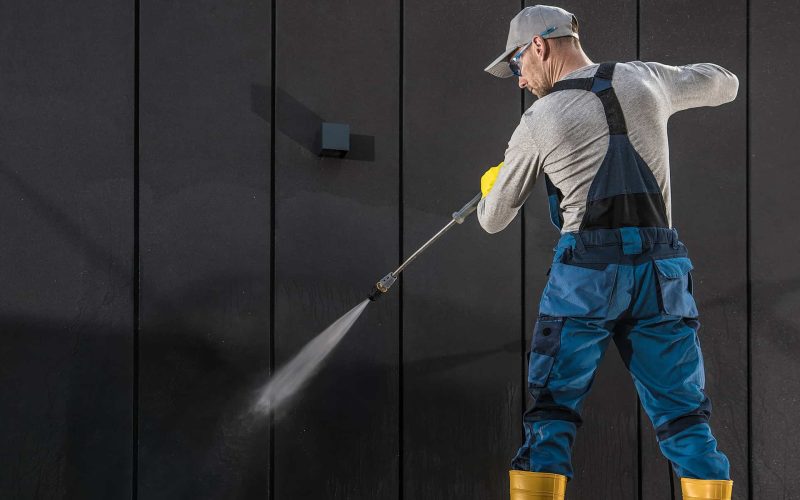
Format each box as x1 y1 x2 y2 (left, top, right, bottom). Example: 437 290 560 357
399 0 405 497
269 0 277 498
132 0 140 497
745 0 752 497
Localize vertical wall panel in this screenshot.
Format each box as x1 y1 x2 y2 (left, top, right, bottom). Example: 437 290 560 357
403 2 522 498
521 2 640 498
0 1 134 498
139 1 271 497
640 2 748 498
751 1 800 498
273 0 400 498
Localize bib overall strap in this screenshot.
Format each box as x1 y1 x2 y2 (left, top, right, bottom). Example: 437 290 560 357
545 62 624 233
590 62 627 135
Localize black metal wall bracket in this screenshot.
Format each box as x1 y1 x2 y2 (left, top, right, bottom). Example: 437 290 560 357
318 122 350 158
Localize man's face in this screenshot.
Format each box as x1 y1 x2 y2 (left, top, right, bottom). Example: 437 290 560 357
511 37 550 98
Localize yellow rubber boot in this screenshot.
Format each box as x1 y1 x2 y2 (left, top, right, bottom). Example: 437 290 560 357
509 470 567 500
680 478 733 500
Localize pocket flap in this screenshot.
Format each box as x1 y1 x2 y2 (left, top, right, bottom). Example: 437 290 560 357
654 257 694 279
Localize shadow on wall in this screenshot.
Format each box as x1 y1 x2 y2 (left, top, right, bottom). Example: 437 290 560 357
0 166 272 498
135 274 271 499
251 84 375 162
3 316 132 498
0 162 525 497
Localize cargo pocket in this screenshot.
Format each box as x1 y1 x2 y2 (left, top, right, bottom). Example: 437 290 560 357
539 261 618 318
653 257 699 318
527 316 564 388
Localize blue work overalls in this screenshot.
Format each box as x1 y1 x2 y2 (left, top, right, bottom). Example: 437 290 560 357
511 62 731 481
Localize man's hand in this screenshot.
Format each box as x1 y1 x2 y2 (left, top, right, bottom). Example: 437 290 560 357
481 161 504 198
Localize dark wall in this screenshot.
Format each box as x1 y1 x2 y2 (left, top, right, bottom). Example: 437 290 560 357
750 1 800 499
138 1 270 498
0 1 134 498
403 2 522 498
0 1 796 499
273 0 400 497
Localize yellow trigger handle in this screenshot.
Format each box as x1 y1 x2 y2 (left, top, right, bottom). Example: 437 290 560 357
481 161 504 198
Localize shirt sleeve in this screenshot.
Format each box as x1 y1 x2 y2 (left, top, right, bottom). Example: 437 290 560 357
477 117 543 234
640 61 739 115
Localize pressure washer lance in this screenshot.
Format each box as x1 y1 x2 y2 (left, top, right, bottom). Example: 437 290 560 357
367 192 483 301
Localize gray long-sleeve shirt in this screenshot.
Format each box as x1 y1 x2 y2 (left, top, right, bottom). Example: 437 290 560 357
476 61 739 234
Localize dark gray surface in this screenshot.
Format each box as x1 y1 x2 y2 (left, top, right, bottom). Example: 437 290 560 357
750 1 800 498
402 2 523 498
522 1 640 499
0 1 791 499
640 2 749 498
0 1 134 498
273 0 400 497
138 1 270 498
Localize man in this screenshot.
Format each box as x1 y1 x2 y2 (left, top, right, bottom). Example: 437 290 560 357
477 5 739 500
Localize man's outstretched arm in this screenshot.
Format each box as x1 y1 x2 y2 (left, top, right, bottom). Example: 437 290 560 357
639 61 740 114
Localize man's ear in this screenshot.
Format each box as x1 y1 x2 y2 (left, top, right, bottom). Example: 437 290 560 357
532 35 548 60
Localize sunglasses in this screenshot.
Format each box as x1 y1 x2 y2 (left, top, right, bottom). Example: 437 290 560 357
508 41 532 77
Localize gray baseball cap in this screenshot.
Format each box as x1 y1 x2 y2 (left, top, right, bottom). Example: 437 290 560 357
485 5 579 78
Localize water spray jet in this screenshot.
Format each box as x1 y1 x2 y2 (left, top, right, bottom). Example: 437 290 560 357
253 192 483 417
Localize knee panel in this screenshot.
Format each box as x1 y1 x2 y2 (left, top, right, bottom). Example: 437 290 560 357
656 398 712 441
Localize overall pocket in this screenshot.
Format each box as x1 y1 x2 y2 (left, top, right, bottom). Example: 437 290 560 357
653 257 699 318
539 261 618 318
527 316 565 388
